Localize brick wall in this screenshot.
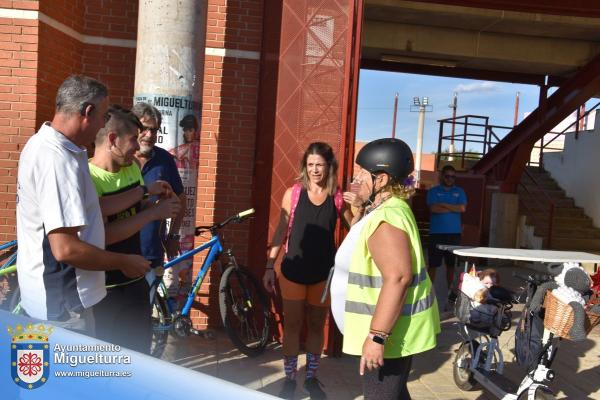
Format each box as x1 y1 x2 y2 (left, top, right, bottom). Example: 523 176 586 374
84 0 137 39
0 13 39 242
37 23 83 124
82 45 136 108
0 2 139 242
191 0 263 328
37 1 137 123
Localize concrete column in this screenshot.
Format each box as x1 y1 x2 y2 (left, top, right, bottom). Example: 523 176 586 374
488 192 519 248
133 1 208 283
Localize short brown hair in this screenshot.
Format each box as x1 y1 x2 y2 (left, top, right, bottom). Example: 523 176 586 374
95 105 143 145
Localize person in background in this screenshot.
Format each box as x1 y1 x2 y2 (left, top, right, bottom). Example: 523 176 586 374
263 142 352 400
334 138 440 400
132 102 186 299
426 165 467 305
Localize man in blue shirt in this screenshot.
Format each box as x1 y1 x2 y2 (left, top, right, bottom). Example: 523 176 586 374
133 103 186 297
426 165 467 302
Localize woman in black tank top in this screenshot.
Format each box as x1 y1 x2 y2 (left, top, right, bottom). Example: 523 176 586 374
262 142 353 399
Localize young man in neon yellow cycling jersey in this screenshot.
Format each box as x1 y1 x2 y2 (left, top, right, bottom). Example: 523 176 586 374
88 105 180 353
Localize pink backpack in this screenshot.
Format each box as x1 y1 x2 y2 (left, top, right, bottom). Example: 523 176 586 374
285 183 343 253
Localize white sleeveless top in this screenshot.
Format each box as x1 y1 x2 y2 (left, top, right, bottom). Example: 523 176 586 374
330 211 375 334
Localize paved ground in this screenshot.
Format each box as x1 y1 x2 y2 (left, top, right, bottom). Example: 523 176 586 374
161 264 600 399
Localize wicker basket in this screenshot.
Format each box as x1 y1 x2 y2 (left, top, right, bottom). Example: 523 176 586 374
542 291 600 339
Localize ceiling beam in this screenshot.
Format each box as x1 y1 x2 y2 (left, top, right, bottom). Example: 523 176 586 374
360 59 550 85
362 20 598 76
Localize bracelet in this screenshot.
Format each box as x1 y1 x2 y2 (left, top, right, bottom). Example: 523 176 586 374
369 328 391 337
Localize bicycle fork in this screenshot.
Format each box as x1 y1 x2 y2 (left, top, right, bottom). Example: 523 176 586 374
223 251 254 311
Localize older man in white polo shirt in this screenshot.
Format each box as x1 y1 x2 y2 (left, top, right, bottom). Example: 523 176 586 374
16 75 152 334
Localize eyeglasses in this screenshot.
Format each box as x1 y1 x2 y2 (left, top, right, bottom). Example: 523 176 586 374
444 175 456 179
141 126 160 135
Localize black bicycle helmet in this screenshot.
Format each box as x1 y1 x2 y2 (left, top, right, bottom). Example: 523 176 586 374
356 138 414 181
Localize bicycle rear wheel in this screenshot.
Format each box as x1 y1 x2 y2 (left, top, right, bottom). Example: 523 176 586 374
150 287 170 358
219 265 270 357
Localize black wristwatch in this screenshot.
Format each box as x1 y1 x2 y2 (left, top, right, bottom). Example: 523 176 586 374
140 185 149 199
368 333 386 345
167 234 181 241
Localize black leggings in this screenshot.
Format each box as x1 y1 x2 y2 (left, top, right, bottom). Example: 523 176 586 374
363 356 413 400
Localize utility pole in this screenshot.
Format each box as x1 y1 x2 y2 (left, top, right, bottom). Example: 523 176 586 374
410 97 433 187
133 1 208 279
448 92 458 160
513 91 520 126
391 92 399 138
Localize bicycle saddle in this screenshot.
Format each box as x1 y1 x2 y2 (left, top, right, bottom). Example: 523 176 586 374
488 285 515 304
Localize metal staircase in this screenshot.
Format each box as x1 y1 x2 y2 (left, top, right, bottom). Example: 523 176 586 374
518 166 600 251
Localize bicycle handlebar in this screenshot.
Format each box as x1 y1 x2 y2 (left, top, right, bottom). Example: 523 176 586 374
194 208 255 236
238 208 255 218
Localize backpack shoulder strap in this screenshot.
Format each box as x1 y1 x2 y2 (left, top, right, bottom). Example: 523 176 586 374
334 187 343 217
285 183 302 253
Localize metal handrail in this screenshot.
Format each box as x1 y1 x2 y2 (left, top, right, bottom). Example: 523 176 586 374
519 168 556 247
436 114 512 171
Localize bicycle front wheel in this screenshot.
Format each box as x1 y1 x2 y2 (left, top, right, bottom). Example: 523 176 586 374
219 265 270 357
150 288 170 358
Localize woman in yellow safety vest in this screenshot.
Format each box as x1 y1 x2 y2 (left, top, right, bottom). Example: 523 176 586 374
333 138 440 400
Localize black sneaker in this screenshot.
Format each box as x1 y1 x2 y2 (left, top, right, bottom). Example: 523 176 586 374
447 291 458 304
279 378 296 399
303 377 326 400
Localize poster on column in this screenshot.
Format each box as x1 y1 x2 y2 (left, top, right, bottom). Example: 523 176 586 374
134 94 201 282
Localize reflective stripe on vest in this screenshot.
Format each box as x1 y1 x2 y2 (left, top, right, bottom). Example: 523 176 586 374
347 267 427 289
345 289 436 316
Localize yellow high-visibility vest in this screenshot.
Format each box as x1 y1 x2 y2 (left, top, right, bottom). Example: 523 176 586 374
343 197 441 358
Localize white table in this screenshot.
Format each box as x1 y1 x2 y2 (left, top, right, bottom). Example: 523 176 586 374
437 245 600 272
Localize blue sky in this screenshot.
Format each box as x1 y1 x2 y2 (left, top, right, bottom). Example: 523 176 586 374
355 70 541 153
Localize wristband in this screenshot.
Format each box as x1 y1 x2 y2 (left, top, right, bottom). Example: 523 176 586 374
140 185 149 199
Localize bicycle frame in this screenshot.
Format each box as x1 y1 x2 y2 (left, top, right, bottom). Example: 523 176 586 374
161 234 224 317
0 240 17 276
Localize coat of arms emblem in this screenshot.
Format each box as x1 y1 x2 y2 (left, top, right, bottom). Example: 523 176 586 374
8 323 53 389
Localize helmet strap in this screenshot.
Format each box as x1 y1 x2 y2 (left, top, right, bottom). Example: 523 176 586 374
365 172 386 209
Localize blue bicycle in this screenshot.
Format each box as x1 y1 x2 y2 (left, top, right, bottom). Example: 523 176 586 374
0 240 19 314
149 208 270 358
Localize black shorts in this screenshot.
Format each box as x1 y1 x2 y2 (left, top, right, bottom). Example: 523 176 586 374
428 233 461 268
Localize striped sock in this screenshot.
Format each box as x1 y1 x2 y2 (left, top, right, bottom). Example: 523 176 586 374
283 355 298 379
305 352 321 379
